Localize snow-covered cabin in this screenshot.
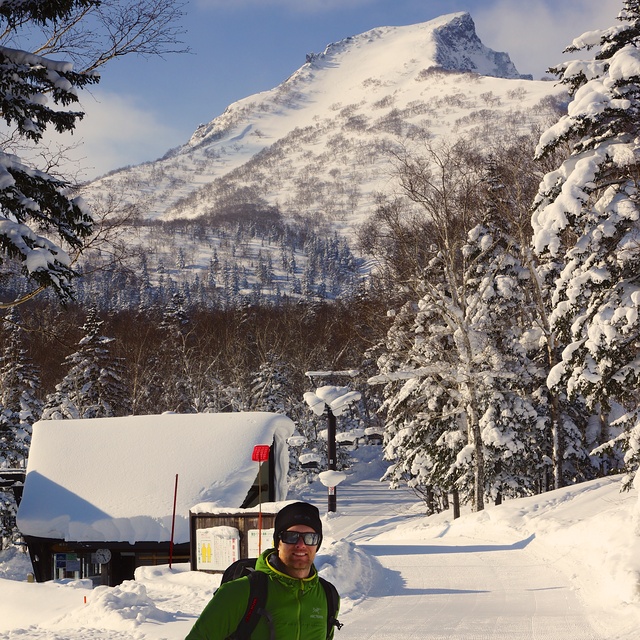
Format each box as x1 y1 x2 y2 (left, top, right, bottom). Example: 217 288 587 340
17 412 295 585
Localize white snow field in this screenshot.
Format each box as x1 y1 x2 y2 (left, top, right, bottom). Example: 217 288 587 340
1 448 640 639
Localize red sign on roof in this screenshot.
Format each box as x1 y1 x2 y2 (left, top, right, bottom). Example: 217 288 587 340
252 445 270 462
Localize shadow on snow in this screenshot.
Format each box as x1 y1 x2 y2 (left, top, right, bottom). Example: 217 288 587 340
361 534 535 557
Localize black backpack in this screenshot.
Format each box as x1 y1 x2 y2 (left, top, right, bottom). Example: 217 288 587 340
220 557 342 640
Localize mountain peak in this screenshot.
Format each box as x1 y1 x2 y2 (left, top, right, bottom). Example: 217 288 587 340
302 12 530 82
430 12 531 80
187 12 531 148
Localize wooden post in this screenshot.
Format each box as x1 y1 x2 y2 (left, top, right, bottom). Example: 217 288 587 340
169 474 178 568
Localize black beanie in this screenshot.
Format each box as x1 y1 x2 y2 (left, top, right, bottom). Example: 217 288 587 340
274 502 323 549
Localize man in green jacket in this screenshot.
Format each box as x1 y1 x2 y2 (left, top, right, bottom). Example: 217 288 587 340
186 501 340 640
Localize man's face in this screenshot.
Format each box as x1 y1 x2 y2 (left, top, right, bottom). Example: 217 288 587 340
277 525 318 579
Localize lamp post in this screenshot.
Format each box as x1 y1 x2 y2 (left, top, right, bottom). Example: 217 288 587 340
326 408 337 512
303 384 361 513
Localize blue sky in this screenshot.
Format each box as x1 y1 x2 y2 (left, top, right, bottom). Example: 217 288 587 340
70 0 621 180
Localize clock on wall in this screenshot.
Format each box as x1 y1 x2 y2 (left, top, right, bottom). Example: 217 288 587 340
95 548 112 564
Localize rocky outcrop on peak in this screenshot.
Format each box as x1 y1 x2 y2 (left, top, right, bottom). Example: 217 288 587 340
432 12 532 79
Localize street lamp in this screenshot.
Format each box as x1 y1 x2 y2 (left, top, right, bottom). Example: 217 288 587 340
303 384 361 512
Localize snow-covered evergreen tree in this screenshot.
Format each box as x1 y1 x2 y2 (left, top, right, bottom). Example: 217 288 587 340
140 291 232 415
379 232 537 512
249 352 324 479
249 352 296 414
0 0 98 303
42 307 131 419
373 138 560 510
0 309 42 466
376 300 464 514
531 1 640 487
153 292 194 413
0 309 42 546
462 216 543 502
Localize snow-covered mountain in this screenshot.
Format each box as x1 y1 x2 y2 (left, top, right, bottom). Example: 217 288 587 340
82 12 564 238
68 12 570 311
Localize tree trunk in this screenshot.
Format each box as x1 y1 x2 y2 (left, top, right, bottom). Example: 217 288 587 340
549 381 564 490
452 488 461 519
524 248 565 490
474 437 485 512
425 486 435 516
466 400 484 512
599 406 610 477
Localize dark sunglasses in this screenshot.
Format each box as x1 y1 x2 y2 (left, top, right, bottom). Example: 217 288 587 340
279 531 321 546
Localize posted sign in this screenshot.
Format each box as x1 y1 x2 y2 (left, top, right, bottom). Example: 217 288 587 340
196 526 240 571
247 528 275 556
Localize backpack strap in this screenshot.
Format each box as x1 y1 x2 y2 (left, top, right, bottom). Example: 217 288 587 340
319 576 343 638
228 570 274 640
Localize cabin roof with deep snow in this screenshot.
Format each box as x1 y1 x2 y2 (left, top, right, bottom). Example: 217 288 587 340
17 412 295 544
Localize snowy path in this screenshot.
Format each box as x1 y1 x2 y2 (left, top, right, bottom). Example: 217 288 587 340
310 460 607 640
339 539 604 639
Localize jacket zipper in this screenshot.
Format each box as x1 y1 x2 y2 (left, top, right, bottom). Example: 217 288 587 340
296 580 305 640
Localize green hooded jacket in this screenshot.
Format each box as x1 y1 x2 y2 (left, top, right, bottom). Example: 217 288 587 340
185 548 339 640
